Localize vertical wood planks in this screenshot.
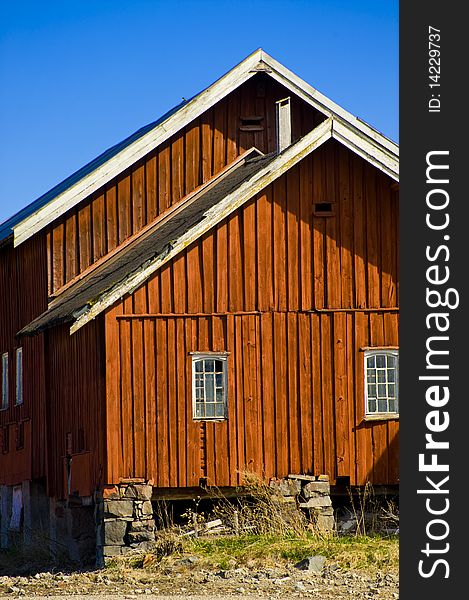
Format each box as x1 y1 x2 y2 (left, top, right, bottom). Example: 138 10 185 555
132 163 146 234
98 123 399 489
333 312 349 476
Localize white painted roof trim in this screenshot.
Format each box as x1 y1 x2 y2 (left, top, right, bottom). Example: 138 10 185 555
263 51 399 156
13 49 398 248
332 121 398 180
70 116 397 334
12 50 262 248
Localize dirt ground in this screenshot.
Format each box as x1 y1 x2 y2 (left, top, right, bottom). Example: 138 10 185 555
0 560 398 599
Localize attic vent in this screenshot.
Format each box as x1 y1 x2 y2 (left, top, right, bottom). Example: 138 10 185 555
240 116 264 131
276 97 291 153
313 202 334 216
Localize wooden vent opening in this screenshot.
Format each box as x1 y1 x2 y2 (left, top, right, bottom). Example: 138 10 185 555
313 202 335 216
240 116 264 132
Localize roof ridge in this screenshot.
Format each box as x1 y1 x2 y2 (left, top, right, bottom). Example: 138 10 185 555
4 49 398 248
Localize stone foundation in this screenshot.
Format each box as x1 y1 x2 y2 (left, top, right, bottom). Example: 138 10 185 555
0 481 95 564
96 479 155 564
270 474 334 534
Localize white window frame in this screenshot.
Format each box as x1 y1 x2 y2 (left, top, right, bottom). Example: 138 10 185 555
1 352 8 411
191 353 228 421
15 347 23 406
364 349 399 418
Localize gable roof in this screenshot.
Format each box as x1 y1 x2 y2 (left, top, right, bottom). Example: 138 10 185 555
19 148 269 336
3 48 398 248
18 116 398 337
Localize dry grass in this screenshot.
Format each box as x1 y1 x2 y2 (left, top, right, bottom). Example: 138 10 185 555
206 472 311 537
345 483 399 535
112 475 398 576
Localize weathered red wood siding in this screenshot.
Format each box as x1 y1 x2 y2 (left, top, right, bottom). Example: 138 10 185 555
105 142 399 487
46 75 324 296
45 318 105 499
0 235 47 485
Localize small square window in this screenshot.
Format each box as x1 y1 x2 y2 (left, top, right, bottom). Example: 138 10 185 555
364 349 399 416
192 354 228 420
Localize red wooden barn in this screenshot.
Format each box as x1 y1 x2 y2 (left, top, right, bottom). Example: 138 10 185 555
0 50 399 560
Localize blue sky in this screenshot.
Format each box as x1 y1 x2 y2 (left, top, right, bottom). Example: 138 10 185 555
0 0 398 224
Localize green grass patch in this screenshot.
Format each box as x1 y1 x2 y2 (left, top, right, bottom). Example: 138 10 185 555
185 533 398 573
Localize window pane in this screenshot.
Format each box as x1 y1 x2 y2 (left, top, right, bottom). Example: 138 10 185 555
377 369 386 383
388 369 395 382
193 355 227 420
206 374 215 400
378 399 388 412
368 398 377 413
387 355 396 367
368 384 376 398
388 384 396 398
367 369 376 382
376 355 386 368
205 403 215 417
377 384 386 397
388 399 397 413
367 355 376 368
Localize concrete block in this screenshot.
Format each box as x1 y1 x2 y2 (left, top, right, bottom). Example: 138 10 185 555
271 478 302 496
122 484 153 500
299 496 332 509
287 474 316 482
129 519 155 532
103 544 123 557
104 500 134 518
22 481 31 546
128 530 156 544
102 486 120 500
317 474 330 482
315 515 335 533
104 519 128 545
303 481 330 497
141 500 153 515
1 485 12 549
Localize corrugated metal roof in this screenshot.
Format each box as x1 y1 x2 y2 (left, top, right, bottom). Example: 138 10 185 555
0 99 190 243
19 148 271 336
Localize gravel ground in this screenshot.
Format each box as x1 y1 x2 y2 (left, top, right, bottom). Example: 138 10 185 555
0 563 399 599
